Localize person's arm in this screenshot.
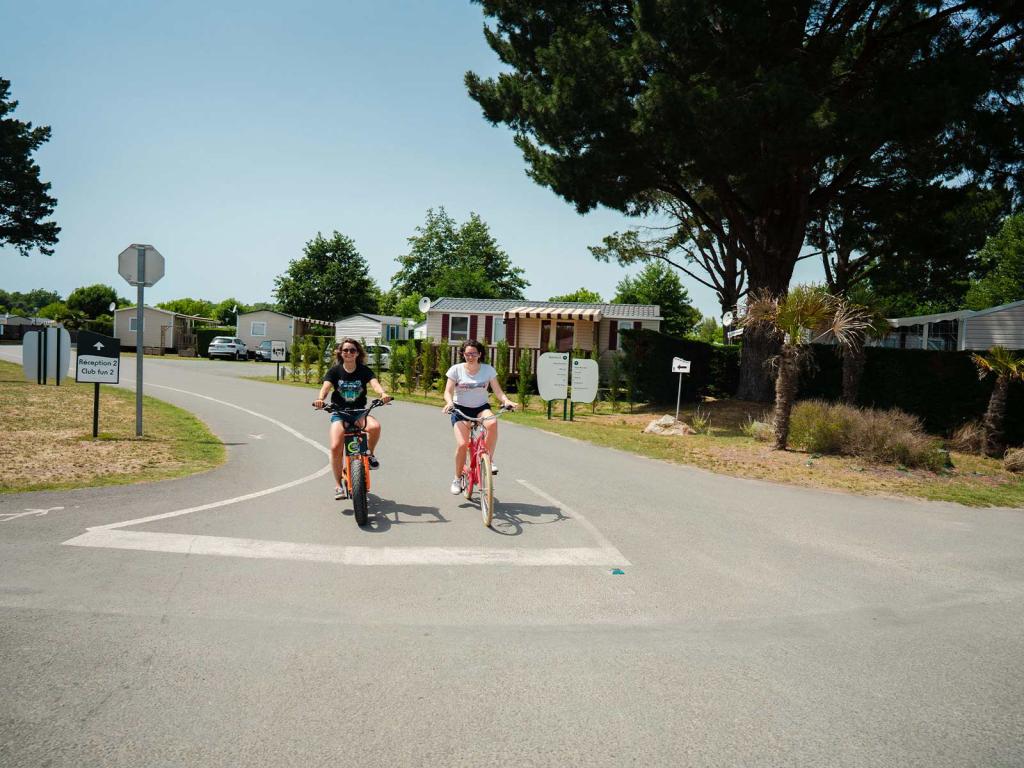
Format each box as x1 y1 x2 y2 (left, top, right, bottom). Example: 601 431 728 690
443 377 457 413
313 379 332 409
489 375 515 409
368 377 391 403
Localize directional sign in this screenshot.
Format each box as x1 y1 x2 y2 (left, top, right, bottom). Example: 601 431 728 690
23 327 71 383
672 357 691 374
118 244 165 286
570 358 599 403
76 330 120 384
270 340 287 362
537 352 569 401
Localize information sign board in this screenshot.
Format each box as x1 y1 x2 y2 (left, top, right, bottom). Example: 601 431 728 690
537 352 569 401
570 358 599 403
271 340 287 362
76 330 120 383
672 357 691 373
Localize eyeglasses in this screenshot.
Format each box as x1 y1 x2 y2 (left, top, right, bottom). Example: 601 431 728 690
340 348 358 354
463 351 480 358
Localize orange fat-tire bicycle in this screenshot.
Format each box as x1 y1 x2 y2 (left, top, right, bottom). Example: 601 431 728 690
323 399 386 527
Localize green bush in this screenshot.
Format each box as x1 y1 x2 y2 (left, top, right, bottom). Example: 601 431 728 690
788 399 947 471
495 339 510 391
516 348 533 410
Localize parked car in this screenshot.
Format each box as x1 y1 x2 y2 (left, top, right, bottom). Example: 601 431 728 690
322 343 391 369
208 336 248 360
254 340 287 361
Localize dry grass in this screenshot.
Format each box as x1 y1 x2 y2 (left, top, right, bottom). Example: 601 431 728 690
0 361 224 493
1005 448 1024 474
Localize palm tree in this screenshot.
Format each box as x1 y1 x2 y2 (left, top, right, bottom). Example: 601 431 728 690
742 285 870 450
971 346 1024 457
839 304 891 404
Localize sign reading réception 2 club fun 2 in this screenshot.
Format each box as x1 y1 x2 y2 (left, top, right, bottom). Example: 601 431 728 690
75 330 120 384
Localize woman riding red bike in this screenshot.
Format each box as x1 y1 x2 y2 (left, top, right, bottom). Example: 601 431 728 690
442 339 515 495
314 337 392 500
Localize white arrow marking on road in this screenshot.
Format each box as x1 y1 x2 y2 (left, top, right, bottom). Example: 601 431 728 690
248 433 265 440
1 506 64 523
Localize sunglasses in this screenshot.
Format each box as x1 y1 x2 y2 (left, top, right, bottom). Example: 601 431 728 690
340 348 358 354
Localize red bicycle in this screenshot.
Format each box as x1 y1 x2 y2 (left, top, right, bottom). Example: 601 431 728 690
452 404 513 527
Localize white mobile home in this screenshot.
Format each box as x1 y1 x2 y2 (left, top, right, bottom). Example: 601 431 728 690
114 306 208 354
235 310 334 355
334 314 411 344
879 299 1024 351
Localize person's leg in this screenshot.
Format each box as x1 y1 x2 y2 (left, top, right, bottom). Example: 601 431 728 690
365 415 381 453
329 420 346 486
453 421 470 477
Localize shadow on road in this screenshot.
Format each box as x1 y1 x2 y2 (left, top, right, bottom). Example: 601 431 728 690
362 495 445 532
465 500 568 537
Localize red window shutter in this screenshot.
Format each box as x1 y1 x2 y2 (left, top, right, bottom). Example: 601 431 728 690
484 316 493 343
507 317 517 346
634 321 642 330
469 315 478 340
608 320 618 351
440 314 449 339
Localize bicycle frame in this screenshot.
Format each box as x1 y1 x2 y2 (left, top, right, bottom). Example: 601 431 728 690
452 405 508 498
325 401 383 493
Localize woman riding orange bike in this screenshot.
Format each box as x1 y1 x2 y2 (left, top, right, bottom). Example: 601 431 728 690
314 337 391 500
442 339 515 494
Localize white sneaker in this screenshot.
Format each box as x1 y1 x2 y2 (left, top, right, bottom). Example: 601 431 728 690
335 486 347 500
490 463 498 475
450 477 462 495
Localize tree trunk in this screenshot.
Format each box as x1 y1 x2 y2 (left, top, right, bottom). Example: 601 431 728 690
772 346 799 450
982 374 1009 457
841 345 865 404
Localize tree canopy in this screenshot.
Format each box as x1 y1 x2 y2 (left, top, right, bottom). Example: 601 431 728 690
391 208 528 301
157 298 217 319
614 261 701 338
0 288 60 316
466 1 1024 398
66 284 122 319
274 231 379 320
965 213 1024 310
1 78 60 257
549 287 603 303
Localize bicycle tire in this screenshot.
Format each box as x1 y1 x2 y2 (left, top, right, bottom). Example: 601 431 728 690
350 458 369 526
478 454 494 527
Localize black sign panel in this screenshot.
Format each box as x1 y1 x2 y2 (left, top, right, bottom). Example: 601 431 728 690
76 330 121 383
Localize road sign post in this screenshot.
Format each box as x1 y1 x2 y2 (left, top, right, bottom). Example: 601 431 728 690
76 330 121 437
118 244 165 436
271 340 287 381
671 357 691 421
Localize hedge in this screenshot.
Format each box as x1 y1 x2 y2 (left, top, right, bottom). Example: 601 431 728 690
620 329 740 403
801 345 1024 444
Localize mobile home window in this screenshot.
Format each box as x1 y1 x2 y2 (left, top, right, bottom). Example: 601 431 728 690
251 321 267 337
129 318 144 331
449 316 469 341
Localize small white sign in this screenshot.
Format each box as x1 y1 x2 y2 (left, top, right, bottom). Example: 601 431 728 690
118 244 165 286
270 340 287 362
537 352 569 401
672 357 691 374
22 327 71 382
570 358 599 403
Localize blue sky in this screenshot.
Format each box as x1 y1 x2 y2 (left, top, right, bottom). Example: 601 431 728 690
1 1 821 317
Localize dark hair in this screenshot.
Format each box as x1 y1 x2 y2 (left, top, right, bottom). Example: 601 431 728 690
461 339 486 360
334 337 367 365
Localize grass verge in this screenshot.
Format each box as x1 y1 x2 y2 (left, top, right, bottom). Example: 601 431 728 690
1 360 225 493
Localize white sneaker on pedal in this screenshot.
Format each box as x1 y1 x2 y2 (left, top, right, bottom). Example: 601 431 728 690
450 477 462 495
335 486 347 500
490 463 498 475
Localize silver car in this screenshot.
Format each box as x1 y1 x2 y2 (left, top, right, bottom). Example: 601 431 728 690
208 336 248 360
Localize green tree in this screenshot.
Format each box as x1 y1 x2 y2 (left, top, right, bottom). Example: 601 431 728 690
971 346 1024 457
742 286 869 450
549 288 603 303
690 317 721 345
213 298 250 326
274 231 379 320
0 78 60 257
157 298 217 319
391 207 528 300
466 2 1024 400
966 214 1024 311
66 284 121 319
0 288 61 315
614 262 700 338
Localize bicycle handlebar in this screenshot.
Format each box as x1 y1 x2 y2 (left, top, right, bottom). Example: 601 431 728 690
448 403 514 423
317 398 389 418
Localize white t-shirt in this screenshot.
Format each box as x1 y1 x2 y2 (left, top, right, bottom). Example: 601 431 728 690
446 362 497 408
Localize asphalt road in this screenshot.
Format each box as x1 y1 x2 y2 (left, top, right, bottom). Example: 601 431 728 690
1 347 1023 767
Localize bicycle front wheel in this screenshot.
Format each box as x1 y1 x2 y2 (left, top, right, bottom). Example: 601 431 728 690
478 454 494 527
350 458 369 526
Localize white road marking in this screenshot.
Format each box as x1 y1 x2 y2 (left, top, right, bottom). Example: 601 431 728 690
1 506 65 523
64 529 626 566
516 479 624 555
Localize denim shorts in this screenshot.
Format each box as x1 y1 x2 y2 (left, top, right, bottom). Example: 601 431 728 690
331 411 365 427
450 403 489 427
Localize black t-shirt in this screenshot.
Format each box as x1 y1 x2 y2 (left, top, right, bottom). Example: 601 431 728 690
324 363 375 409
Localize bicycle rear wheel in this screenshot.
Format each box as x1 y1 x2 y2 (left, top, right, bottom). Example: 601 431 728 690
350 458 369 526
478 454 494 527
